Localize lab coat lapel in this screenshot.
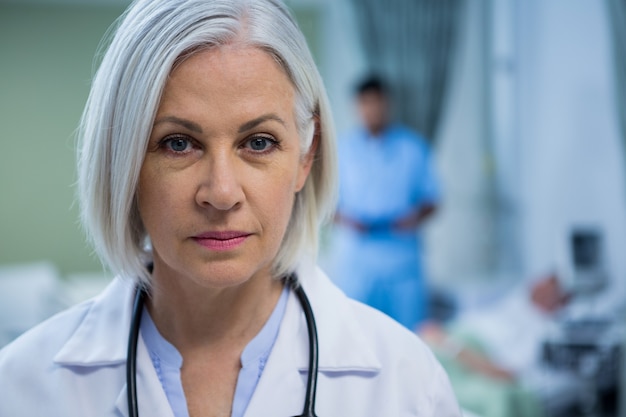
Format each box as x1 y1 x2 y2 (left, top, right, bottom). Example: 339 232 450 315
54 277 135 365
115 334 175 417
299 261 382 373
52 277 174 417
244 261 381 417
244 289 309 417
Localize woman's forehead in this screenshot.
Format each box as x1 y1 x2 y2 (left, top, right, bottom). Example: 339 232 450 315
154 46 298 132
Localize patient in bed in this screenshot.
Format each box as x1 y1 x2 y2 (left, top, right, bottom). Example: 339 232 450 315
420 274 584 417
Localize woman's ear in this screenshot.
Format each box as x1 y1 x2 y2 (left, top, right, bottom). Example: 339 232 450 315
295 117 320 192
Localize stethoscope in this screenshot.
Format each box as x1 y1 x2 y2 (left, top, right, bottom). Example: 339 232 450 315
126 273 319 417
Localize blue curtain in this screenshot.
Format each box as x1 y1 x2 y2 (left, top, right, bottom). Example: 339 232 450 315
349 0 464 143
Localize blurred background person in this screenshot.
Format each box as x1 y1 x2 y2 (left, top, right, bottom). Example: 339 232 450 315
328 75 440 330
420 273 593 417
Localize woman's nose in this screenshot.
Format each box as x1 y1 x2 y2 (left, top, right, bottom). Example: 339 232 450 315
195 154 244 211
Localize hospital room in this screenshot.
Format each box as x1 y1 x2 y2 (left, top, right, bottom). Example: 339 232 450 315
0 0 625 416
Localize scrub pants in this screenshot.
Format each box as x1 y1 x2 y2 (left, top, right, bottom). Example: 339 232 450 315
329 227 428 330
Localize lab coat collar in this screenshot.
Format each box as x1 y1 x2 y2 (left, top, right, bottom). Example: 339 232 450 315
53 277 174 417
53 276 135 366
245 258 381 416
54 261 381 371
296 258 381 373
52 259 382 416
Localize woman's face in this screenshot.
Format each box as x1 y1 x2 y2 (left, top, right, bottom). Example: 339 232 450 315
138 46 314 291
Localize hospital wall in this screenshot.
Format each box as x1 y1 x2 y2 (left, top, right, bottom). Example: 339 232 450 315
0 4 125 276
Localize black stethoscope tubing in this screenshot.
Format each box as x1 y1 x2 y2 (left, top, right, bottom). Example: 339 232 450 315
126 274 319 417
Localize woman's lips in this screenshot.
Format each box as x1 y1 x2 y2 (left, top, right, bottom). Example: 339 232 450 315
192 231 251 251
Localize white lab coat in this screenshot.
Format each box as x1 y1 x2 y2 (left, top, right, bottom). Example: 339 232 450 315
0 258 461 416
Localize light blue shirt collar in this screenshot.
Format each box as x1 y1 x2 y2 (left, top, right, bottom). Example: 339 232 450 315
140 285 290 417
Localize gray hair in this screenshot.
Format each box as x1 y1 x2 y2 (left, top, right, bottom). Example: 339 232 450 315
77 0 337 285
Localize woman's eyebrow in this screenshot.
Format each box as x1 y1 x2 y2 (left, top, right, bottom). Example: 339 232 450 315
153 116 203 133
238 114 286 133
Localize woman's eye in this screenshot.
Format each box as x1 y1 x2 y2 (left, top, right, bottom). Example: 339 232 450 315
246 136 277 152
161 136 193 153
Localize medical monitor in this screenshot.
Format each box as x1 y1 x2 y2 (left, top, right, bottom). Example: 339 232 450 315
566 227 607 296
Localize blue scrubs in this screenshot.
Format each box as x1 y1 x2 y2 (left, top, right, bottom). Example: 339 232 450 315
330 124 439 330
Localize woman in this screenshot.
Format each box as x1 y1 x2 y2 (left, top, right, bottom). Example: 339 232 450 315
0 0 461 416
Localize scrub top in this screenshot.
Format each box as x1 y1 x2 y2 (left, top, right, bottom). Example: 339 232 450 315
330 124 439 329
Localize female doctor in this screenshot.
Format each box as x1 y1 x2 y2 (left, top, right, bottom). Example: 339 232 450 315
0 0 461 416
